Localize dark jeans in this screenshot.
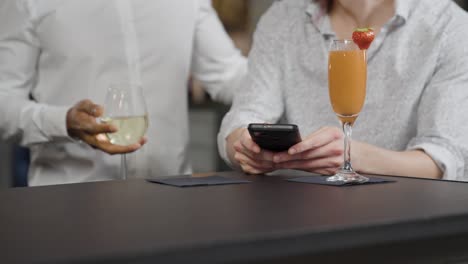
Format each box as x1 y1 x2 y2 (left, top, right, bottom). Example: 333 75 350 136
12 146 29 187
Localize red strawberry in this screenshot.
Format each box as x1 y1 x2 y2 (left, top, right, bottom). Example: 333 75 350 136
352 28 375 50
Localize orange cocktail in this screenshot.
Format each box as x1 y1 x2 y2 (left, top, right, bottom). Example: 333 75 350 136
326 38 371 184
328 49 366 125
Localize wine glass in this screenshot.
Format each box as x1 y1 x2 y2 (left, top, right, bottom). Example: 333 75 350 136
102 83 148 180
327 39 368 183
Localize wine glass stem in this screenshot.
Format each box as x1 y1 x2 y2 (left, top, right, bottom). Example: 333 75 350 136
342 122 353 172
121 154 127 180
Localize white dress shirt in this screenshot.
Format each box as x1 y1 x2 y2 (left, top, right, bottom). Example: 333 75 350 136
0 0 247 186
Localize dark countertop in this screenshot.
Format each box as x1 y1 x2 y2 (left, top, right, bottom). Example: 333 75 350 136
2 171 468 263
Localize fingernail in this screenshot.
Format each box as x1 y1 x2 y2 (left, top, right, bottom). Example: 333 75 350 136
289 148 297 155
96 134 107 142
254 146 260 153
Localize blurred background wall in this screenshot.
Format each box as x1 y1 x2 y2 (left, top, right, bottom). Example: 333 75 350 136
456 0 468 8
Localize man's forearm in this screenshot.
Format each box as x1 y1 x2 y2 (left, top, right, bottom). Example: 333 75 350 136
353 141 443 179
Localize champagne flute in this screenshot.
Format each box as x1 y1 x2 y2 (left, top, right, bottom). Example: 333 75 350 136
327 39 368 183
102 83 148 180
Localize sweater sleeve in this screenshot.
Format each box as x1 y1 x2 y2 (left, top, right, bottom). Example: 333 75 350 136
406 10 468 181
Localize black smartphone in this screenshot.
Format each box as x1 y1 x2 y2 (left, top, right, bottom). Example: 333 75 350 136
248 123 301 152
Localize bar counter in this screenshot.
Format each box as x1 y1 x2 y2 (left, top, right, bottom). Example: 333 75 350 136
2 171 468 263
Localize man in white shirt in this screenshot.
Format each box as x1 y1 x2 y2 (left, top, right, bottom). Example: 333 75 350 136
0 0 247 186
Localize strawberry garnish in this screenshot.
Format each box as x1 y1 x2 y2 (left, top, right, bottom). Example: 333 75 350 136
352 27 375 50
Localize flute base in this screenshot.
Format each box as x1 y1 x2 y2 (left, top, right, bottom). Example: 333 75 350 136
326 169 368 184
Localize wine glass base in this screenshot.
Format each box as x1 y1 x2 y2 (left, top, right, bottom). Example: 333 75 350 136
326 170 368 184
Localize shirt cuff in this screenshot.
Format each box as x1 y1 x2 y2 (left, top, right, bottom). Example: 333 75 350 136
408 142 459 181
40 105 71 141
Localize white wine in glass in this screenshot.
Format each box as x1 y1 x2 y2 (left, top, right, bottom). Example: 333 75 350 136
102 115 148 146
102 83 148 180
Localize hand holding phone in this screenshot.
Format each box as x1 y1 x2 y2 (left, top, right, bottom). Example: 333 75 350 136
248 123 301 152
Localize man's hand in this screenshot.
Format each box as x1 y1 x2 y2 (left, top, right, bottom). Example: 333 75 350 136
231 128 277 174
66 99 146 154
273 126 344 175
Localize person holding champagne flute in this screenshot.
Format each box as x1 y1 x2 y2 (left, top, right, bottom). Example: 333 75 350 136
0 0 247 186
219 0 468 181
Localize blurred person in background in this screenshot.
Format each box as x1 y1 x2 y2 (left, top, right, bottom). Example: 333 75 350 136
219 0 468 181
0 0 246 186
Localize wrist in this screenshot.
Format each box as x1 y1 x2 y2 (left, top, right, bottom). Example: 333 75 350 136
226 128 246 167
351 140 367 174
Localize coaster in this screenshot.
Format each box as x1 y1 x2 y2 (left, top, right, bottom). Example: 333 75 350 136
147 175 251 187
287 175 395 186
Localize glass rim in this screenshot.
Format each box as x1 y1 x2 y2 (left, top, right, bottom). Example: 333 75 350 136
107 82 143 91
332 39 354 44
108 82 142 87
329 39 360 51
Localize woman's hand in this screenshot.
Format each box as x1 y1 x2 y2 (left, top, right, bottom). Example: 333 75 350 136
230 128 278 174
273 126 344 175
227 126 442 179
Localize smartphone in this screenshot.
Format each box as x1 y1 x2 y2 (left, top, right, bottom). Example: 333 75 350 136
248 123 301 152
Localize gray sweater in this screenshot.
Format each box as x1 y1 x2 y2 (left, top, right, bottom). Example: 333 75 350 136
218 0 468 181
